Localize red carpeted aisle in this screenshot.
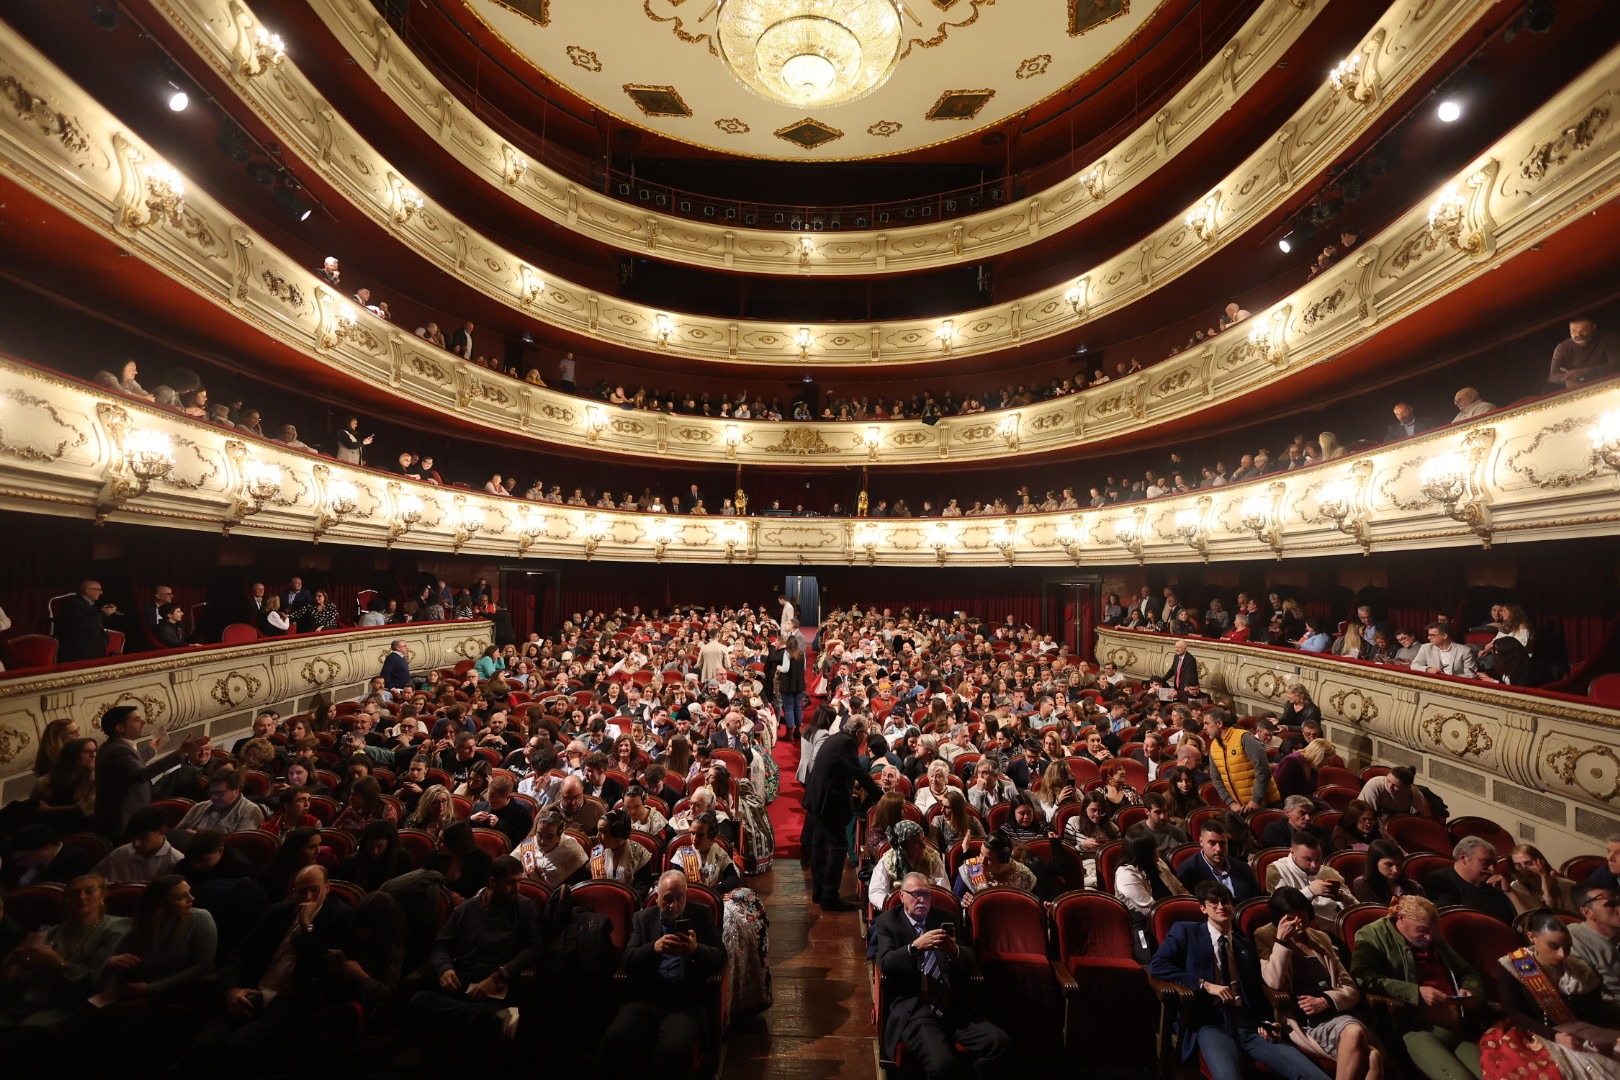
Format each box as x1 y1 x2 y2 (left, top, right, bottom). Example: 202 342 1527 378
769 737 805 858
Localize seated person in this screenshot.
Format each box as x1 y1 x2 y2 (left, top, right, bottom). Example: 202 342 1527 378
1263 833 1348 932
1567 883 1620 1026
427 820 494 901
1149 881 1332 1080
868 820 949 914
2 825 95 889
1422 837 1516 925
1177 823 1262 902
512 811 588 888
872 871 1011 1080
409 855 539 1057
1261 796 1329 851
0 874 127 1046
175 769 266 839
1484 910 1620 1080
93 807 183 883
953 833 1035 905
600 870 727 1080
470 773 534 849
589 809 655 893
667 812 741 895
621 785 669 841
95 873 218 1011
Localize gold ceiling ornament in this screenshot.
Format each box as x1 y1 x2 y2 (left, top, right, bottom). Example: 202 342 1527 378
773 116 844 150
714 117 751 134
867 119 902 137
565 46 602 73
925 88 995 121
1015 54 1052 81
492 0 549 27
623 84 693 118
1069 0 1129 37
716 0 903 109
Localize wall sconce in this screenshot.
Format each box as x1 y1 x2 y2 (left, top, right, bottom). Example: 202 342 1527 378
855 521 881 566
1114 516 1144 564
128 164 186 230
992 521 1018 565
798 236 814 270
388 487 424 546
654 314 674 349
935 320 955 354
1591 410 1620 475
796 327 812 361
998 413 1019 450
1317 475 1370 554
1063 278 1087 317
724 423 742 459
452 502 484 552
225 459 282 533
240 25 286 78
314 476 359 541
865 425 882 461
1240 483 1286 559
393 186 425 225
932 522 951 565
582 513 604 560
322 302 362 350
1328 53 1370 103
1079 167 1105 201
650 519 675 562
1426 185 1470 248
99 427 174 522
1421 436 1495 547
1174 502 1210 562
1184 197 1216 243
584 405 606 443
722 519 748 564
516 506 545 555
1056 517 1083 562
520 266 546 307
502 146 527 186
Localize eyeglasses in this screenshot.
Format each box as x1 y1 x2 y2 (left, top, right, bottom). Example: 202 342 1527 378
901 889 931 899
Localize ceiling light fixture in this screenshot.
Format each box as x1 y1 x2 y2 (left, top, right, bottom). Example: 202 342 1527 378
166 86 189 112
1436 99 1462 123
716 0 903 109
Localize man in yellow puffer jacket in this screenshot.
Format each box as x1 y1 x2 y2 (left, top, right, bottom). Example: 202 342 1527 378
1203 707 1281 814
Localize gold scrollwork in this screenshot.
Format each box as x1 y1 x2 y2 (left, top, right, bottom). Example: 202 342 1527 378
93 692 168 724
0 725 33 765
1301 288 1346 327
566 46 602 72
925 90 996 122
1244 670 1288 699
259 269 306 312
1504 416 1601 489
0 73 93 157
299 657 345 686
1105 647 1138 669
1327 687 1381 726
1420 711 1495 758
867 120 903 138
763 427 840 455
714 118 749 135
210 671 264 707
1015 54 1052 80
0 386 88 462
1545 743 1620 802
1519 105 1611 184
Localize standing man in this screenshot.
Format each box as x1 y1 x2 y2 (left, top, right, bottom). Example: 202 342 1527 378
779 592 796 632
803 718 884 911
143 585 175 633
94 705 207 838
557 351 577 392
381 639 412 692
600 870 726 1080
1163 638 1201 694
282 576 311 612
1548 315 1620 389
450 321 475 359
1205 707 1279 815
872 871 1010 1080
697 629 728 684
54 579 118 663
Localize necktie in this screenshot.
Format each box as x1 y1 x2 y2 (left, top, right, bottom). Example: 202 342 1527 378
914 921 948 1014
1216 935 1230 987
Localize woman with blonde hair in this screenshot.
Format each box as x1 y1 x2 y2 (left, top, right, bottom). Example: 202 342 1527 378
32 718 80 777
405 784 454 840
1318 431 1344 460
1334 621 1373 660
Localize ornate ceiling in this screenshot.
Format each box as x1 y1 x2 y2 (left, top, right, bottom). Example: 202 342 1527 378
465 0 1163 159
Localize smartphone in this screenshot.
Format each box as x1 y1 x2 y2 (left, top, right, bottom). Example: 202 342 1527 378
941 922 956 939
676 918 692 935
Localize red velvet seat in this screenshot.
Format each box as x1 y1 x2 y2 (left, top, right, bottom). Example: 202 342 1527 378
1149 894 1205 947
1198 782 1225 808
105 882 146 916
1339 903 1390 958
985 803 1011 834
306 795 339 825
321 829 357 863
1315 785 1360 812
1387 816 1454 855
1251 846 1292 888
6 883 65 930
947 837 984 881
1447 816 1515 855
220 623 259 644
1562 854 1607 882
1316 766 1361 790
471 827 511 859
1437 906 1523 1004
148 798 194 828
1402 852 1456 884
1327 849 1367 882
58 832 113 865
222 829 279 874
1248 809 1286 843
1185 806 1224 837
965 887 1061 1061
1094 839 1125 895
4 633 58 669
397 828 436 868
1115 806 1149 832
573 879 640 954
1168 843 1203 874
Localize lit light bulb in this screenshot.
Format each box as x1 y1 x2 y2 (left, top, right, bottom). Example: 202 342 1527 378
1437 99 1461 123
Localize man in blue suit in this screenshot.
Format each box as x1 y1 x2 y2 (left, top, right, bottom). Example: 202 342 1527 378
380 639 412 691
1149 882 1331 1080
1176 821 1262 901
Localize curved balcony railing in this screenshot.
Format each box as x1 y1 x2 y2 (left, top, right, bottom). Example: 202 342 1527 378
302 0 1308 275
0 620 491 801
1096 627 1620 863
145 0 1486 365
4 355 1618 570
4 22 1616 467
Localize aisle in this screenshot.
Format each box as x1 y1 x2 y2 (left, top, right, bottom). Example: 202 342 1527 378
722 739 876 1080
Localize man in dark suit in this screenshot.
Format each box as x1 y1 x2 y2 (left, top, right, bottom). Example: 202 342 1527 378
54 578 117 663
1176 822 1262 901
600 869 726 1080
1150 882 1331 1080
1384 401 1436 442
707 710 755 765
1 825 94 888
143 584 175 633
282 576 311 612
94 704 207 838
1162 638 1200 693
804 717 885 910
872 871 1010 1080
449 321 475 359
583 753 626 808
380 639 412 691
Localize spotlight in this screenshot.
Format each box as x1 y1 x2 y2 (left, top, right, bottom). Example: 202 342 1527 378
167 88 190 112
1278 233 1294 254
273 186 313 222
1437 99 1462 123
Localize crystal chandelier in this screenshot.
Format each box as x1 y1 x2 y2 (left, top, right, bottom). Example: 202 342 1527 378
716 0 904 109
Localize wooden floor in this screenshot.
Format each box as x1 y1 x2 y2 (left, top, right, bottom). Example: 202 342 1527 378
722 858 879 1080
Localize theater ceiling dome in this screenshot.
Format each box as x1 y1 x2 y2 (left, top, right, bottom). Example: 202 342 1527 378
466 0 1160 159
